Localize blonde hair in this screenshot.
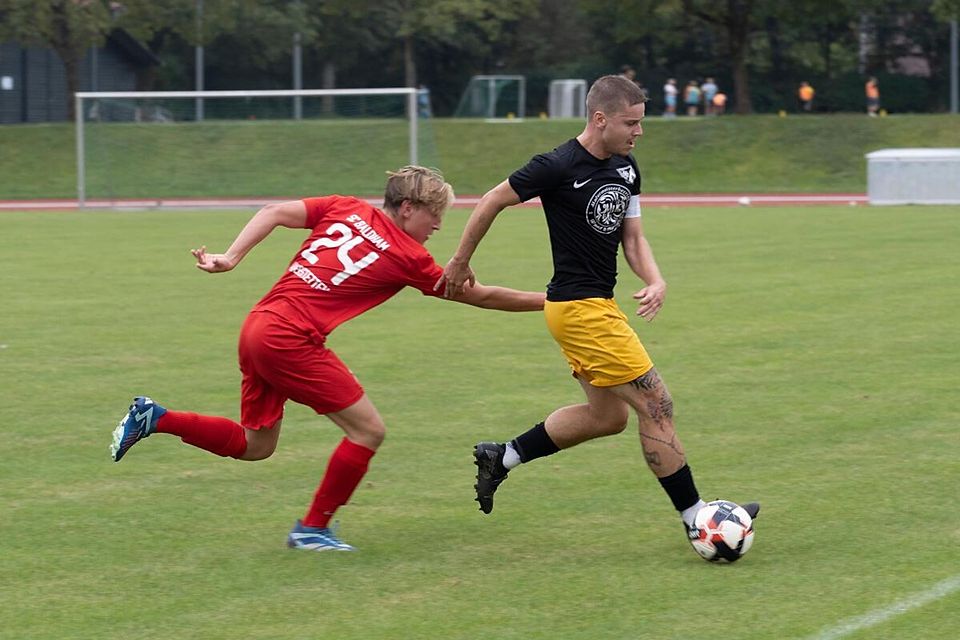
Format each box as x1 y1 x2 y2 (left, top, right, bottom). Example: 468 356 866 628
383 166 455 217
586 75 648 116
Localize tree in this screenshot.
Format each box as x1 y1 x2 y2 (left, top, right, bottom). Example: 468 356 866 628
681 0 774 114
320 0 536 88
854 0 958 111
299 0 376 92
578 0 685 80
774 1 857 79
932 0 960 21
115 0 312 89
1 0 116 119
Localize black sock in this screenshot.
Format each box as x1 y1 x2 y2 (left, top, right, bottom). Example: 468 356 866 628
657 464 701 512
510 422 559 463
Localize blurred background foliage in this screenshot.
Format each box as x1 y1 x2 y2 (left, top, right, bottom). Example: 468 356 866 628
0 0 958 116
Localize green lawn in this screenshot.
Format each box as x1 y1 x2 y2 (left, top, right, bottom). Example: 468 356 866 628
2 114 959 199
1 205 958 639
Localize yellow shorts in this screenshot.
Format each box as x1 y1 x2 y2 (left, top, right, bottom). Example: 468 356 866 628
544 298 654 387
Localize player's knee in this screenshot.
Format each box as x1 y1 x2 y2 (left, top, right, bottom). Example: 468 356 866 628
359 419 386 449
238 425 280 461
369 424 386 448
597 406 629 435
240 440 277 461
603 419 628 436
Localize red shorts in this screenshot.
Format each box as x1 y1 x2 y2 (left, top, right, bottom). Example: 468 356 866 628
237 310 364 429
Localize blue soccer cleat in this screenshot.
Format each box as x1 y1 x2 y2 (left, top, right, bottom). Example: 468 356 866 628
287 520 356 552
110 396 166 462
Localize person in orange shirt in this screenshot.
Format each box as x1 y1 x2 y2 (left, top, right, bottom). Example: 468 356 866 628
712 91 727 115
865 77 880 116
798 81 815 112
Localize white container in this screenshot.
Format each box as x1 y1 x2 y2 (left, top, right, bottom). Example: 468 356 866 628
865 148 960 205
548 79 587 119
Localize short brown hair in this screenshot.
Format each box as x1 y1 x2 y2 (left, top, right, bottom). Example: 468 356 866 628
383 166 455 217
586 75 648 116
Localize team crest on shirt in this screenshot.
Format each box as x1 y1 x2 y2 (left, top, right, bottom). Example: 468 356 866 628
585 184 631 234
617 165 636 184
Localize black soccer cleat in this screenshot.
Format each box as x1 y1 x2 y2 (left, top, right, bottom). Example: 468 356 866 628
473 442 509 514
741 502 761 520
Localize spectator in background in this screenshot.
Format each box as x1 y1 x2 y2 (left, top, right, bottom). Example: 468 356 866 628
712 91 727 115
663 78 678 118
683 81 701 116
865 77 880 116
417 85 432 118
620 65 645 92
700 77 718 115
798 81 815 112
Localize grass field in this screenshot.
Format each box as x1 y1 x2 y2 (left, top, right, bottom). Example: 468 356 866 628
1 204 958 639
3 114 960 199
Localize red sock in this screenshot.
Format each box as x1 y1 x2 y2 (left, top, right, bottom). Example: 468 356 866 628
156 411 248 459
302 438 376 529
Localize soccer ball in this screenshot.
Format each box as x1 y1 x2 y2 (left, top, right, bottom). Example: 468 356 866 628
690 500 755 563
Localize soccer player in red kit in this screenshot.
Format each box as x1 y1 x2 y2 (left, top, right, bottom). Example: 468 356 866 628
110 166 545 551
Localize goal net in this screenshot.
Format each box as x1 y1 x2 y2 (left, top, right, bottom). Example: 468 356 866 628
75 88 435 206
453 75 526 120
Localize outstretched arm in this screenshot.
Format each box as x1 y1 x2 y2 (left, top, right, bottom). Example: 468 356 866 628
435 179 521 298
448 282 545 312
192 200 308 273
621 216 667 321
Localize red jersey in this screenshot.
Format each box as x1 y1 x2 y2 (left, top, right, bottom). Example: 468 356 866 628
252 196 443 337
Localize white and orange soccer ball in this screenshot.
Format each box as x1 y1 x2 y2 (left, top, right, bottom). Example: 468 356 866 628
690 500 755 563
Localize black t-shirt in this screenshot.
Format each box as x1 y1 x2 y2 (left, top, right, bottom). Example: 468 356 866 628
509 138 642 301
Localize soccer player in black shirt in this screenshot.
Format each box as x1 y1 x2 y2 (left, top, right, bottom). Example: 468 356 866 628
437 74 758 552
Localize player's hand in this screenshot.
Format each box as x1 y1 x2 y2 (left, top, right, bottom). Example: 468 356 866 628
191 246 236 273
435 257 476 298
634 281 666 321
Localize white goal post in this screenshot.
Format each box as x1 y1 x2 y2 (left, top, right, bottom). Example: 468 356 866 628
453 75 526 120
75 88 422 207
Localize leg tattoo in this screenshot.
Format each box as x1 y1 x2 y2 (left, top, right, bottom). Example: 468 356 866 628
629 369 661 392
640 431 684 469
631 368 684 470
642 444 661 467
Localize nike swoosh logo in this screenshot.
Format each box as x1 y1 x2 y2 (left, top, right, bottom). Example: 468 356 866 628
573 179 592 189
